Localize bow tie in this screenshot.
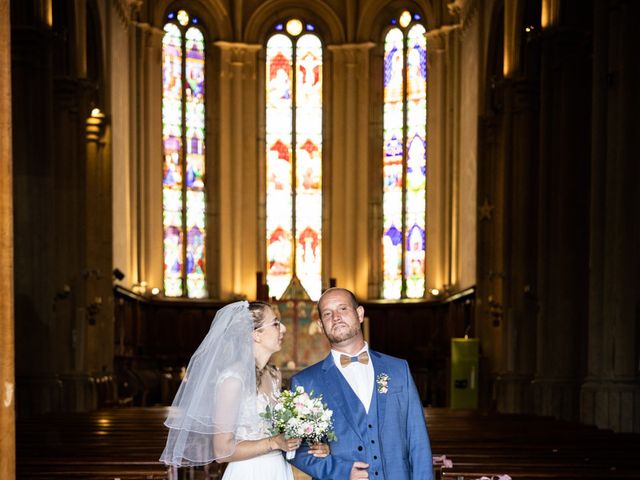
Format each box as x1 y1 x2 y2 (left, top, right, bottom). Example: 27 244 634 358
339 351 369 368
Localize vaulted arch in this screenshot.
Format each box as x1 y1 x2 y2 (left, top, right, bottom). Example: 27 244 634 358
245 0 345 44
154 0 232 39
357 0 435 41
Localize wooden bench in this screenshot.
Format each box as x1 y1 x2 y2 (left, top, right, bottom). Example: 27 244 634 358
427 408 640 480
17 407 640 479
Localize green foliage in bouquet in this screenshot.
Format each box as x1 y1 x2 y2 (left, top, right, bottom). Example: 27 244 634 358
261 386 337 444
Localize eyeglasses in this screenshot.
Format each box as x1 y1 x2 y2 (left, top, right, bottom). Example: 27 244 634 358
255 320 283 331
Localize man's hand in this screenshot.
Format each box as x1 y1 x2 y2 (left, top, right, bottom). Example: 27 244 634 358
349 461 369 479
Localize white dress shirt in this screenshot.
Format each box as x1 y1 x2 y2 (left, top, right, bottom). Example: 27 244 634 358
331 342 374 413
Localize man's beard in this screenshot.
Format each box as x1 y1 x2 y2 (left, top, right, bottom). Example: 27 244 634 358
325 322 359 344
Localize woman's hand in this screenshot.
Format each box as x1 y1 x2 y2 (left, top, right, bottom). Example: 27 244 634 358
271 434 301 452
308 442 330 458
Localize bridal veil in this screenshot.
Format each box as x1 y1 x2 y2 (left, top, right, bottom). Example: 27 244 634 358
160 300 261 466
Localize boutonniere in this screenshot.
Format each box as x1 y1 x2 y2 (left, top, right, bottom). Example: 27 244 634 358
376 373 390 394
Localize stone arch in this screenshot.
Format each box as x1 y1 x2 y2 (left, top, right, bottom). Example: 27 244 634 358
152 0 232 40
244 0 345 45
357 0 435 42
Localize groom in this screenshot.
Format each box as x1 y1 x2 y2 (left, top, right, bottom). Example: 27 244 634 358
289 288 433 480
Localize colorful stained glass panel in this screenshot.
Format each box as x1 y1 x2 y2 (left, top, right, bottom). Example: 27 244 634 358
382 28 405 299
162 18 207 298
294 34 322 300
266 34 295 299
266 30 323 301
405 24 427 298
381 21 427 299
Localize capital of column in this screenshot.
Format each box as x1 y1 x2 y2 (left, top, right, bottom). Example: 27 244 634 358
131 21 164 52
132 21 164 36
112 0 142 29
328 42 375 66
447 0 479 32
327 42 375 52
215 41 262 60
215 42 262 80
425 25 460 51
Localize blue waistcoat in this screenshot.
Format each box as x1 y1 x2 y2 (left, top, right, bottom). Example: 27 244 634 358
335 371 386 480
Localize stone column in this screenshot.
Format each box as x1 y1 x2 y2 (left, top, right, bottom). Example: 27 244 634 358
327 43 374 298
0 0 15 476
424 25 462 295
502 0 522 78
533 23 592 423
110 4 134 290
215 42 261 299
581 0 640 433
130 21 164 295
84 110 113 378
12 0 63 415
424 30 448 296
495 76 540 414
52 75 96 412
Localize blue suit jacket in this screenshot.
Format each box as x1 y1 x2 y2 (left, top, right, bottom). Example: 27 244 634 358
289 350 433 480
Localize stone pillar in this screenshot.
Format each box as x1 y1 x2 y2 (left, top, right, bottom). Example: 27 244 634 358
424 30 448 296
495 76 540 414
581 0 640 433
126 20 164 295
11 0 63 416
51 75 96 412
533 24 592 422
215 42 261 299
502 0 522 78
0 0 15 476
143 25 164 295
84 110 113 377
110 5 134 290
327 43 373 298
476 108 506 384
457 6 480 292
541 0 560 29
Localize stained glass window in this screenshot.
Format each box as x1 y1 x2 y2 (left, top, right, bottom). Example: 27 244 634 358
162 10 207 298
382 13 427 299
266 21 323 300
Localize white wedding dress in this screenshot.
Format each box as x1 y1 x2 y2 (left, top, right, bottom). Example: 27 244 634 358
222 374 294 480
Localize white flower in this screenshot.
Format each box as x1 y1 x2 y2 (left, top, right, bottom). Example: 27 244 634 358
376 373 390 394
260 387 337 444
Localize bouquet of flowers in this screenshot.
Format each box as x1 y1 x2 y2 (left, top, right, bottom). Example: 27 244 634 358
262 385 337 459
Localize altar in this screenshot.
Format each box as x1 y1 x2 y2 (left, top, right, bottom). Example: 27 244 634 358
267 277 331 383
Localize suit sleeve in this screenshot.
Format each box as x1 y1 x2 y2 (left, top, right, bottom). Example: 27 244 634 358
404 360 433 480
288 375 353 480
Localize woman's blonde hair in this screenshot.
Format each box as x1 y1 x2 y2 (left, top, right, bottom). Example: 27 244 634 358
248 301 279 387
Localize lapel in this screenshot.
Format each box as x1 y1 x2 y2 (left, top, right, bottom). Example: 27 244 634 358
321 354 365 442
370 350 388 427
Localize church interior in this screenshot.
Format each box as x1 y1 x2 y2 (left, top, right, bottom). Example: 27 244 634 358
1 0 639 478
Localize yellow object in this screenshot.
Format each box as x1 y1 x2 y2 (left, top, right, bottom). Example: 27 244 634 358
450 338 479 409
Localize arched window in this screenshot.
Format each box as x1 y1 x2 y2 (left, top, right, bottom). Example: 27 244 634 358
265 20 323 300
382 11 427 299
162 10 207 298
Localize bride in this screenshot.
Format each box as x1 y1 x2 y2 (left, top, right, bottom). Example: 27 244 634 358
160 301 329 479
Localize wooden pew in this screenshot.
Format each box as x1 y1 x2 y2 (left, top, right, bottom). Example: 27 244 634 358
427 408 640 480
17 408 193 479
17 407 640 480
